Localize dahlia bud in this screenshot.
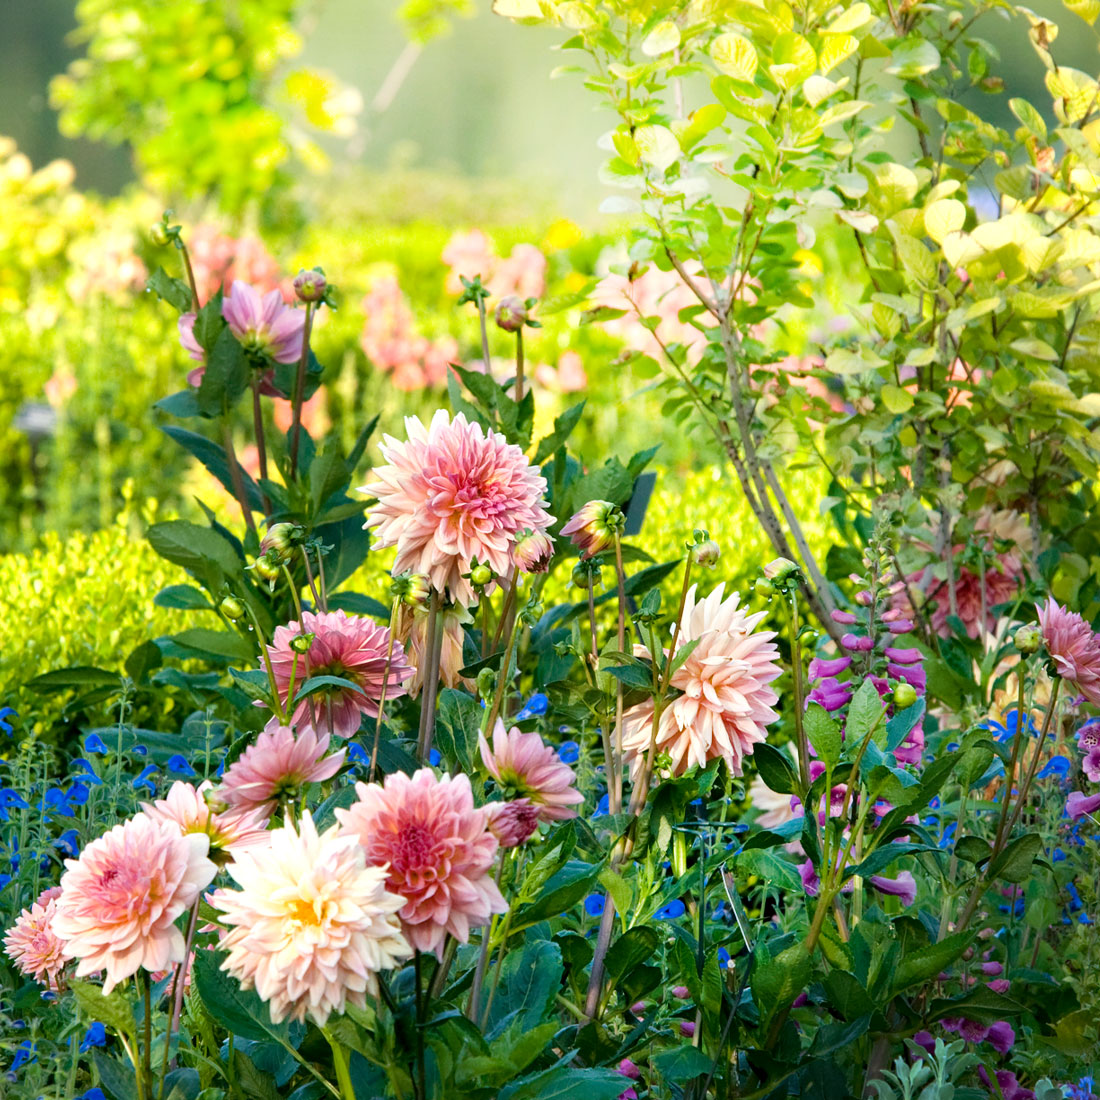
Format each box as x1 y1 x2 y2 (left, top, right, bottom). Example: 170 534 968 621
391 572 431 607
149 222 170 247
469 562 493 589
290 632 314 654
203 787 229 814
251 553 281 584
572 561 601 590
1014 625 1042 655
260 522 300 562
690 537 720 569
514 529 554 574
893 682 918 709
485 799 540 848
293 268 327 303
763 557 799 582
755 576 775 599
219 596 245 621
561 500 625 560
494 295 528 333
476 667 496 700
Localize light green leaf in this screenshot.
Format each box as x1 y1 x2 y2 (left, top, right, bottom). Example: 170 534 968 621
642 20 680 56
881 384 914 414
710 33 757 81
635 124 679 172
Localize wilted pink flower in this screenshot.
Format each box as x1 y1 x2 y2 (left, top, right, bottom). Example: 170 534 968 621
337 769 507 955
51 814 216 994
217 720 346 816
213 811 410 1025
1038 597 1100 705
222 280 305 363
484 799 540 848
620 585 781 780
479 720 582 822
560 499 623 560
4 890 66 989
395 602 472 698
514 529 555 574
265 610 412 738
140 780 269 858
362 410 553 606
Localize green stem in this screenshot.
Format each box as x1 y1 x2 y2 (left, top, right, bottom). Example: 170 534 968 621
371 598 401 782
417 588 444 761
324 1029 357 1100
484 577 521 734
290 301 315 477
251 378 270 513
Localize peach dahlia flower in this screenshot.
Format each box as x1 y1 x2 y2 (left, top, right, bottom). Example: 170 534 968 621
362 410 553 607
51 814 217 994
4 887 66 989
337 769 506 955
140 780 270 858
213 812 411 1025
620 585 782 780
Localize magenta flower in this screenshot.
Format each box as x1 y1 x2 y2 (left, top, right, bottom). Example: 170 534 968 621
363 410 553 606
265 610 412 738
1038 597 1100 705
222 280 306 363
337 769 507 955
869 871 916 907
484 799 540 848
986 1020 1015 1053
478 720 583 822
1083 744 1100 783
1067 790 1100 819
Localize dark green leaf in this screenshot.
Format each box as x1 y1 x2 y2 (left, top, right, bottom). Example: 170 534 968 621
604 925 660 983
534 401 586 464
435 689 483 773
196 328 250 416
125 641 163 683
954 835 993 865
988 833 1043 884
27 666 117 694
154 584 214 611
651 1046 713 1083
71 978 135 1036
93 1049 138 1100
161 426 264 511
846 679 888 750
192 950 290 1045
147 521 241 587
166 628 255 662
890 931 972 995
885 699 925 752
154 389 202 418
482 940 563 1038
752 742 800 795
146 267 192 313
516 861 601 928
498 1065 629 1100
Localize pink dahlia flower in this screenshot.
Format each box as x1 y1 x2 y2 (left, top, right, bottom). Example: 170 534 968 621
560 499 623 560
336 769 507 955
1038 597 1100 705
478 720 583 822
222 280 305 363
513 529 555 574
217 719 346 816
178 313 204 362
4 889 66 989
212 811 410 1025
620 585 781 780
361 410 553 607
51 814 217 994
395 602 473 698
485 798 540 848
141 780 269 859
265 610 412 738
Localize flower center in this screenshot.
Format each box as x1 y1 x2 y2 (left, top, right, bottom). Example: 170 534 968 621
287 895 328 928
392 822 435 870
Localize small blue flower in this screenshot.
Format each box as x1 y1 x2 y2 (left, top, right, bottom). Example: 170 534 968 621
80 1022 107 1053
166 754 197 777
132 744 148 757
515 693 549 722
0 707 15 737
346 743 369 768
55 830 80 859
67 782 91 807
1053 847 1067 862
40 990 57 1002
0 874 11 891
132 765 158 793
717 947 731 969
655 899 686 920
591 793 610 819
69 759 103 784
84 733 109 754
10 1040 36 1072
584 894 605 917
78 1090 107 1100
429 749 441 767
1038 755 1071 779
558 741 580 764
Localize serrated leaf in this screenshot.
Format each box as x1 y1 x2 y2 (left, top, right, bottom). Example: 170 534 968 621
804 703 842 767
70 979 136 1036
988 832 1043 883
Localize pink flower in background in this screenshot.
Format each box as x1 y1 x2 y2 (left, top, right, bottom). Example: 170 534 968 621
442 229 496 294
67 232 147 302
51 814 216 994
363 410 553 606
272 388 330 438
620 585 781 780
222 281 305 363
869 871 917 907
44 369 77 409
337 769 506 955
1038 597 1100 705
1083 744 1100 782
217 720 346 816
140 780 270 857
485 798 540 848
265 610 412 737
213 812 410 1025
4 888 66 989
479 720 583 822
187 225 284 303
441 230 547 300
491 243 547 300
360 274 460 391
1067 790 1100 819
534 350 588 393
394 602 473 698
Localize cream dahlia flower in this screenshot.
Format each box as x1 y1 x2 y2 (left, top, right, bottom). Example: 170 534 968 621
141 780 270 859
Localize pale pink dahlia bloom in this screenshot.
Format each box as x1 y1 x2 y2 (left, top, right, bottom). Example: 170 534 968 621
217 719 346 816
141 780 270 858
336 769 507 955
212 811 410 1025
479 720 583 822
51 814 217 994
222 280 305 363
1038 597 1100 705
4 888 66 989
620 585 782 780
178 313 204 362
362 410 553 606
265 610 412 738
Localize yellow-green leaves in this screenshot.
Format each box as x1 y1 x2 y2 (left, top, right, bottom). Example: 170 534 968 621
823 2 874 35
819 34 859 75
770 33 817 90
886 38 941 78
881 384 914 413
710 33 757 81
635 125 680 172
923 198 966 244
642 20 680 57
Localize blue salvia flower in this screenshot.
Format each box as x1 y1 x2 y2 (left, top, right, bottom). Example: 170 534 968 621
166 754 197 777
132 744 148 757
0 789 29 823
132 765 158 793
1038 755 1071 780
0 707 15 737
55 830 80 859
69 759 103 784
84 733 109 755
346 743 369 769
584 894 605 917
591 793 610 819
428 748 441 767
981 706 1040 744
558 740 580 764
78 1090 107 1100
79 1022 107 1053
515 693 549 722
10 1040 36 1072
656 899 686 920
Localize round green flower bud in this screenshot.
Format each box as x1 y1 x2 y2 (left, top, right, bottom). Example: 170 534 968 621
893 682 918 709
149 222 170 247
754 576 775 599
1014 625 1042 655
470 563 493 588
252 554 281 583
690 539 720 568
219 596 245 621
290 632 314 654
